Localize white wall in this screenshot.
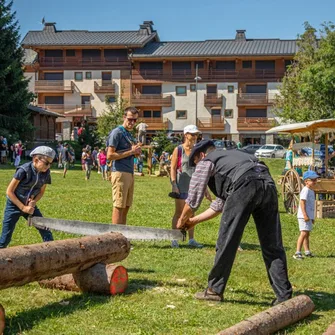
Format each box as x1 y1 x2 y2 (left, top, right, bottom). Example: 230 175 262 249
162 82 238 136
63 70 121 118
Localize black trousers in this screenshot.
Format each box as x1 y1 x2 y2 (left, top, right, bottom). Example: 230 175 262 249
208 171 292 301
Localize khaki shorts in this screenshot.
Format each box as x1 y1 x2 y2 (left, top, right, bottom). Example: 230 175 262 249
111 171 134 208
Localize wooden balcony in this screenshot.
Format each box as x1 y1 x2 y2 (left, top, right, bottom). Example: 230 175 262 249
35 80 74 93
204 94 222 107
237 117 276 131
37 104 92 117
132 69 285 83
237 93 277 106
39 57 131 70
197 117 225 130
94 81 116 94
138 117 168 130
131 94 172 107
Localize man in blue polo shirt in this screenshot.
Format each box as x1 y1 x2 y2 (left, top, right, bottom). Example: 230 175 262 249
107 107 142 224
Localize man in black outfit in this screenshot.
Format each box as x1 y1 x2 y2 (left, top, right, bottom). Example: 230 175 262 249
177 140 292 305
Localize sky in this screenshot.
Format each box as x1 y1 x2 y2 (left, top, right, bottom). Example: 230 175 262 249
12 0 335 42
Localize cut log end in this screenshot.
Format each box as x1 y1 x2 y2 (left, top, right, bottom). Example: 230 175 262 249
0 304 5 335
39 264 128 295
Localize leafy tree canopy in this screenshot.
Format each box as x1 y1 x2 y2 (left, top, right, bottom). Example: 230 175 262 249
274 22 335 122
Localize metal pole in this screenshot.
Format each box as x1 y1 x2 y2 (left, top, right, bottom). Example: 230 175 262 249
195 64 198 126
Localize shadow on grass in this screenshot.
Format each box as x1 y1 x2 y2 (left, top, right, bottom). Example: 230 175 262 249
4 278 161 334
5 293 110 334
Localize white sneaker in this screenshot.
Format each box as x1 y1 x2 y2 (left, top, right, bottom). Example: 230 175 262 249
188 239 203 248
171 240 179 248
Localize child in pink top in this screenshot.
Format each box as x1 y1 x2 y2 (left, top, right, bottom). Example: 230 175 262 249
99 148 107 180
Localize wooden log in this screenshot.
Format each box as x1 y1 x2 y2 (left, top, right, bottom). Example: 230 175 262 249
0 304 4 335
39 264 128 295
217 295 314 335
74 264 128 295
39 274 79 292
0 233 130 290
324 321 335 335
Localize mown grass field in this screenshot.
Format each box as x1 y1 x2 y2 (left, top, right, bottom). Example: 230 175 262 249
0 159 334 335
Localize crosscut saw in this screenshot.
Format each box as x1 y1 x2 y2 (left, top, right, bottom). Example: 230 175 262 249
31 217 185 241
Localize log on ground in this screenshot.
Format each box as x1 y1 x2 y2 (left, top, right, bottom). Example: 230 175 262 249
39 274 79 292
323 321 335 335
0 304 5 335
39 264 128 295
217 295 314 335
0 233 130 290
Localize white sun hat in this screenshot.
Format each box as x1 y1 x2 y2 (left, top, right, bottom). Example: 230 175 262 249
184 125 201 134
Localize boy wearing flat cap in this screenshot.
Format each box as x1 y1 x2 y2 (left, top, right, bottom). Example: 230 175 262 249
177 140 292 305
0 146 55 248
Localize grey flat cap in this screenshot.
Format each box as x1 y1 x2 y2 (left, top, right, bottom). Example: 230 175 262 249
30 146 56 160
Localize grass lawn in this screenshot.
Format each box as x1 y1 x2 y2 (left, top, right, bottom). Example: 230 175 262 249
0 159 335 334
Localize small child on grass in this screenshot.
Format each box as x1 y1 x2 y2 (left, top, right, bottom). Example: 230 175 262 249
293 170 319 260
0 146 55 248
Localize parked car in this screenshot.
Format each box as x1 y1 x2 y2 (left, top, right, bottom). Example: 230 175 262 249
240 144 262 155
213 140 237 150
255 144 286 158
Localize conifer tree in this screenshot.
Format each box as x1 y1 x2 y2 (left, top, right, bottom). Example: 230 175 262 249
0 0 34 140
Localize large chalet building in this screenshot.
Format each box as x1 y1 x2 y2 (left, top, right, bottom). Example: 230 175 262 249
22 21 298 144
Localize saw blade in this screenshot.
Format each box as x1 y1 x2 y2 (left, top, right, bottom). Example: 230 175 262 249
31 217 185 241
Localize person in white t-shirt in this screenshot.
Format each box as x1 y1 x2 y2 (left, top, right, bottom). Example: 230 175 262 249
293 170 319 260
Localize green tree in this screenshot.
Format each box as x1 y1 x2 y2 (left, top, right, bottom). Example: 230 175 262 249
96 92 128 143
0 0 34 140
274 22 335 122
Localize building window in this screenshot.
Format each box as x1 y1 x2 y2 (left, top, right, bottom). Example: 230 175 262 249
227 85 234 93
176 110 187 119
102 72 112 81
75 72 83 81
176 86 187 96
242 60 252 69
224 109 233 118
190 84 196 92
143 110 161 118
85 72 92 80
107 95 116 103
194 61 204 69
207 85 217 94
66 49 76 57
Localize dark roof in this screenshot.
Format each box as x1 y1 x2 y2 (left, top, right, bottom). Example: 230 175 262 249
22 22 158 47
132 39 298 58
23 49 38 65
28 105 64 118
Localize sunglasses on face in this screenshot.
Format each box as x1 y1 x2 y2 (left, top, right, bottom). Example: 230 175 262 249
39 158 52 167
126 118 138 123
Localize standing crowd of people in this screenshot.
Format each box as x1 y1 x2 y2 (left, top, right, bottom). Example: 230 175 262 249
0 136 24 167
2 107 331 308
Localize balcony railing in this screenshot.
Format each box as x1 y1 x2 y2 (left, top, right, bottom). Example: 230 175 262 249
35 80 74 93
132 69 285 82
94 81 116 94
204 94 222 107
39 57 131 70
197 117 225 129
131 94 172 107
237 93 277 105
37 104 92 117
138 117 168 130
237 117 275 130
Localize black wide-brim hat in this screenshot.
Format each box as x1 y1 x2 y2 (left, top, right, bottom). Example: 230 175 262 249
189 139 215 167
